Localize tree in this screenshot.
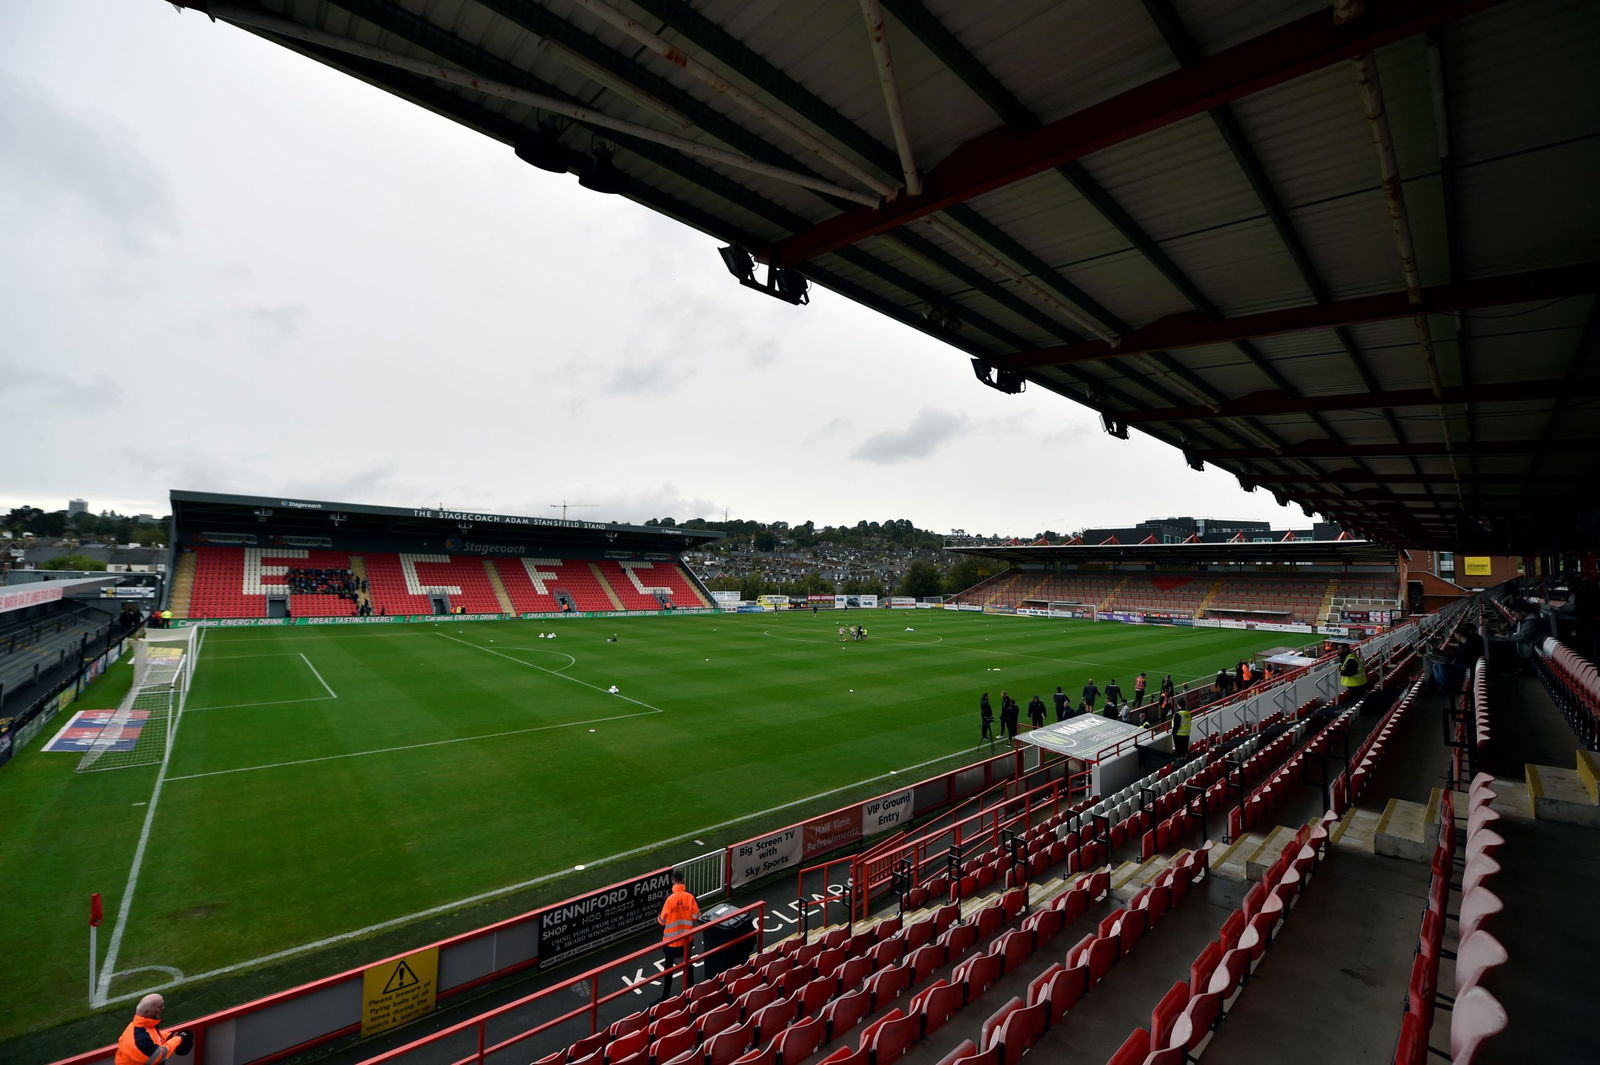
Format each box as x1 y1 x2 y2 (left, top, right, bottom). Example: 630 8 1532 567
944 557 987 595
41 554 106 571
131 526 166 547
897 560 943 599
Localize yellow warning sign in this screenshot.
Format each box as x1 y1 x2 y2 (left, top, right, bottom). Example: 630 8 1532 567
1462 556 1493 576
361 947 439 1037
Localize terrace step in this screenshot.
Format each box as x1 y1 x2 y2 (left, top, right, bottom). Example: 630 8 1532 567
1110 854 1164 899
1374 798 1433 862
483 558 516 614
1210 832 1270 881
1245 824 1297 880
1331 807 1384 854
587 562 626 611
1525 763 1600 827
1576 749 1600 804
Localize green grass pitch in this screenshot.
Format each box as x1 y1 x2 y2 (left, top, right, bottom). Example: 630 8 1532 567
0 610 1298 1049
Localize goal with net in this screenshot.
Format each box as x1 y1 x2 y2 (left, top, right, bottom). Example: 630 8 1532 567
76 626 204 773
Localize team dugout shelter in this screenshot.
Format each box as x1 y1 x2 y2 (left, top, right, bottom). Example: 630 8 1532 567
165 490 722 622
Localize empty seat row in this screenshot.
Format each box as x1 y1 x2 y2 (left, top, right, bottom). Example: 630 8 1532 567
1395 775 1509 1065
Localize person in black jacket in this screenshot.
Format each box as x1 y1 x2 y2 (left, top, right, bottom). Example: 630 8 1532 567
999 691 1020 739
1104 678 1123 706
1052 686 1069 721
1027 694 1047 729
979 692 995 748
1081 678 1099 712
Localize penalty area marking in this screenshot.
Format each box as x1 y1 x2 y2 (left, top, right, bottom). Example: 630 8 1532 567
186 655 338 712
300 654 337 699
760 630 943 646
104 745 979 1007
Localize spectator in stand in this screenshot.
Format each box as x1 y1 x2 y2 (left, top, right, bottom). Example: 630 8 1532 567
1133 672 1148 708
1053 686 1069 721
1027 694 1047 729
1492 600 1549 674
1441 623 1485 706
1081 678 1099 712
1104 678 1122 707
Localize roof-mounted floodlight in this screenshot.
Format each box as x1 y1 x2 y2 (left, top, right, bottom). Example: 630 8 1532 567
719 245 809 305
1237 475 1257 493
971 358 1025 394
1099 412 1128 439
513 123 570 173
1183 450 1204 472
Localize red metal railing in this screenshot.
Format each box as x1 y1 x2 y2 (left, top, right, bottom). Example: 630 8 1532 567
357 902 766 1065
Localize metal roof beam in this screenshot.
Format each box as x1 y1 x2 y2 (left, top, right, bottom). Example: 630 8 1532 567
1127 378 1598 423
1199 439 1586 461
1247 471 1538 485
996 264 1599 370
766 0 1506 267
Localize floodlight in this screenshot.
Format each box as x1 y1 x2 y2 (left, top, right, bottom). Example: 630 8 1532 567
971 359 1025 394
578 147 627 194
771 267 810 305
719 245 756 282
1100 413 1128 439
513 124 570 173
1183 451 1204 472
1301 503 1317 518
1237 475 1257 493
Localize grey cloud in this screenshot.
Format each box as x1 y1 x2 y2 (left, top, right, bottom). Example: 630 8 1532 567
0 76 176 253
851 409 968 464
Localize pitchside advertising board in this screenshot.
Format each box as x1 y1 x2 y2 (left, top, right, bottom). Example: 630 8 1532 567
730 788 913 886
536 869 675 967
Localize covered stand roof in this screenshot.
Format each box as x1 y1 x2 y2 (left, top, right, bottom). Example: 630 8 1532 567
165 1 1600 552
942 538 1398 567
170 490 723 552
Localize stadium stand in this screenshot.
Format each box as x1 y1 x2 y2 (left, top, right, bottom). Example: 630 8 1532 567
179 546 706 618
949 570 1391 625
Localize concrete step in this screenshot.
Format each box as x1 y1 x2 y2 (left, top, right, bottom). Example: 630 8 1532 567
1525 763 1600 827
1331 807 1383 854
1212 833 1270 881
1374 798 1433 862
1245 824 1297 880
1576 749 1600 804
1110 855 1164 899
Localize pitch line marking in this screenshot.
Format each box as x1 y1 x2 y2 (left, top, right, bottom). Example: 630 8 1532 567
110 746 977 1005
761 630 943 646
164 707 662 782
431 632 651 707
204 652 304 661
95 670 192 1006
186 696 338 713
299 653 337 699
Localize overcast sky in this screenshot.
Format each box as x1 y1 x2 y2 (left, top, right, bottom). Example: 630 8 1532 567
4 1 1299 537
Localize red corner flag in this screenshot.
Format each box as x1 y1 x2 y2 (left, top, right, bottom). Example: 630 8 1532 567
90 893 103 928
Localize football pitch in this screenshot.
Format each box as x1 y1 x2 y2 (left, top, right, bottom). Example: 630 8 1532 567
1 610 1299 1049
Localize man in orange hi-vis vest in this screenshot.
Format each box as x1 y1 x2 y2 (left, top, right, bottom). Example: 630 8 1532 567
656 870 700 1001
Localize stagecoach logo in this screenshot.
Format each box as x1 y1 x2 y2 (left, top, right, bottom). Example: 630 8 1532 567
280 499 323 509
444 536 525 556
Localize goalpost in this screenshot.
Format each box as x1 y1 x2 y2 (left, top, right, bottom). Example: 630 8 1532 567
76 626 204 773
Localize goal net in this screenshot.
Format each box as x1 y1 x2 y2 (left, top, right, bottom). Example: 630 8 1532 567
76 626 204 773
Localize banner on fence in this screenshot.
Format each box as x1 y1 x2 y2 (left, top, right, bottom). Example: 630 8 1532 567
536 868 676 968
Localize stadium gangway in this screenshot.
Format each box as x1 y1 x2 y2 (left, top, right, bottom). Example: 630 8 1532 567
849 777 1070 922
355 902 767 1065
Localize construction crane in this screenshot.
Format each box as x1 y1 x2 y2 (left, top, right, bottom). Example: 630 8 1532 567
550 502 599 520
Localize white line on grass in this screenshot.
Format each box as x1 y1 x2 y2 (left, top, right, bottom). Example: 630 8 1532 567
300 653 338 699
203 653 305 661
94 684 191 1006
185 696 338 713
432 632 650 707
164 707 663 781
108 746 978 1005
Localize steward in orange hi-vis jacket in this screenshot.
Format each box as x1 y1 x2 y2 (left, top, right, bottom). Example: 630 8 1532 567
655 871 700 1001
116 994 192 1065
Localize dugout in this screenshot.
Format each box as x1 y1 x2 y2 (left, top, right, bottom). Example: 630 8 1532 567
1014 714 1162 797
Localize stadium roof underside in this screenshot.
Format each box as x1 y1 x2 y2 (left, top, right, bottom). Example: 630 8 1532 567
164 1 1600 553
943 539 1398 567
169 490 723 551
